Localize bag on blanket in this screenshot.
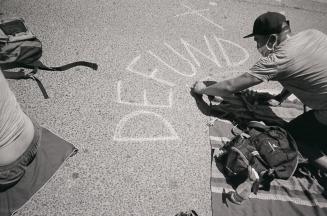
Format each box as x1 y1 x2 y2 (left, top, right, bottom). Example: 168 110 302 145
217 121 300 204
0 17 98 99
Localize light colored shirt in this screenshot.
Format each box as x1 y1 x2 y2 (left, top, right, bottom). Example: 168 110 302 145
249 29 327 125
0 70 25 148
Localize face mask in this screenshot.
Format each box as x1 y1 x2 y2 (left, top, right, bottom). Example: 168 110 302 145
257 34 277 57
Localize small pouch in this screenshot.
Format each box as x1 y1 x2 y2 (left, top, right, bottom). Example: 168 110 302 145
0 18 35 43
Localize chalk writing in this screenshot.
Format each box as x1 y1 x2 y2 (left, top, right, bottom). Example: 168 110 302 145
148 35 249 79
126 55 175 87
214 36 249 67
164 42 199 76
209 2 218 6
175 8 209 17
175 3 225 31
148 49 197 78
180 35 221 68
117 80 173 108
114 2 252 143
113 110 179 142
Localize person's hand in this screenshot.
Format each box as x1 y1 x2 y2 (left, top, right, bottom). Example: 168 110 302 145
191 81 206 95
256 93 281 106
266 98 281 106
242 90 281 106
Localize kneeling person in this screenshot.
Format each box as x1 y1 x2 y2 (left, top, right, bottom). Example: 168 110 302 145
192 12 327 173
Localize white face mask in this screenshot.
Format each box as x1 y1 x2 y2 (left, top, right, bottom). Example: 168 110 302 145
257 34 277 57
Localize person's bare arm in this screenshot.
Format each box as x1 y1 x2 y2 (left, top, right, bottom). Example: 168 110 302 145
196 72 263 97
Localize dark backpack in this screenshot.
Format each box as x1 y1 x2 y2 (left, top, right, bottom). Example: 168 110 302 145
217 121 300 204
0 18 98 98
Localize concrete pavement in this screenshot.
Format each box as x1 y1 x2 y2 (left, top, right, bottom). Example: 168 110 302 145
1 0 327 215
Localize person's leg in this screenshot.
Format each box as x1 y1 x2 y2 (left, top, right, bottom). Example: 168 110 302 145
312 156 327 198
0 121 39 192
313 156 327 172
285 110 327 162
286 110 327 196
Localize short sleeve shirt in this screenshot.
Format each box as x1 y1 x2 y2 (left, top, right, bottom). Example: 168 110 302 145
0 70 25 148
248 29 327 125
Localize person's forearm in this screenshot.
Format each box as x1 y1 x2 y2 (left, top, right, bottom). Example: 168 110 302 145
198 72 262 97
201 81 234 97
275 88 291 103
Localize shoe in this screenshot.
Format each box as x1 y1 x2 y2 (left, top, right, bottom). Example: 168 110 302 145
316 170 327 199
174 210 199 216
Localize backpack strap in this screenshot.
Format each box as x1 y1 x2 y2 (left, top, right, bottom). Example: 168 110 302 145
3 67 49 99
2 60 98 99
18 60 98 71
251 150 270 168
27 69 49 99
246 121 269 131
231 125 250 138
230 146 250 167
2 69 26 79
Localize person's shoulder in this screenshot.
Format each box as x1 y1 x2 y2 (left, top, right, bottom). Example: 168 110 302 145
295 29 326 38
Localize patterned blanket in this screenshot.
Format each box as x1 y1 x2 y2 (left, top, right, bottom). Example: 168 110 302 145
205 91 327 216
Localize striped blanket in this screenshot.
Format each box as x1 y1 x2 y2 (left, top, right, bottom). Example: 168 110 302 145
208 92 327 216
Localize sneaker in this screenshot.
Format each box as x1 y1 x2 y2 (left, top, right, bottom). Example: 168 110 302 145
316 170 327 199
174 210 199 216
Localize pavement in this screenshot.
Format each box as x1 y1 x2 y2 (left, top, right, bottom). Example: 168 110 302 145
0 0 327 215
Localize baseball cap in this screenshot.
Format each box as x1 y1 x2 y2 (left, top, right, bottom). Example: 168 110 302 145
244 12 287 38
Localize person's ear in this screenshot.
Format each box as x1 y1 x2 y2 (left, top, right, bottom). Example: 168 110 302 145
267 35 277 49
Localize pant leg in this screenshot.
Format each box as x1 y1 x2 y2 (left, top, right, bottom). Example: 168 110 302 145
285 110 327 161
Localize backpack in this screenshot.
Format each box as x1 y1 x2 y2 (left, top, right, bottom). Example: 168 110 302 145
0 17 98 99
216 121 300 204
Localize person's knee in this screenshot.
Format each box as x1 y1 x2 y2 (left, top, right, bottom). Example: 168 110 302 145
313 156 327 172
